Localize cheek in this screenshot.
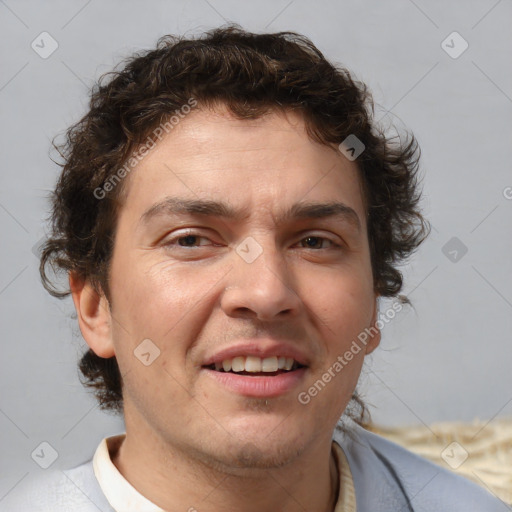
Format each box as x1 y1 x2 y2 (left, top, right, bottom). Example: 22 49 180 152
301 271 373 417
109 254 227 367
108 259 205 402
308 264 375 337
111 254 198 329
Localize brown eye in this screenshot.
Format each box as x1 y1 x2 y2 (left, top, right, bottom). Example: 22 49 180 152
300 236 336 249
164 230 213 249
178 234 201 247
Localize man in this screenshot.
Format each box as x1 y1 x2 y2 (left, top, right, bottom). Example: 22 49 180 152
4 24 504 511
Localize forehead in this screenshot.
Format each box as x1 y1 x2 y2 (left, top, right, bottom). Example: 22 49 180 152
119 105 366 228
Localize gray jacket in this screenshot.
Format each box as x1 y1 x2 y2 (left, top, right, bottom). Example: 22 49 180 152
1 421 506 511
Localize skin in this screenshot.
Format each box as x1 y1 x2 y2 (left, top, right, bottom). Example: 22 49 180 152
70 104 381 512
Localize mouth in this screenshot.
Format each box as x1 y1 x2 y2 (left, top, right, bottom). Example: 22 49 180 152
202 356 308 398
204 355 305 376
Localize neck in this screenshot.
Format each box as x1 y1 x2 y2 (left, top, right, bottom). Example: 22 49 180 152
111 415 339 512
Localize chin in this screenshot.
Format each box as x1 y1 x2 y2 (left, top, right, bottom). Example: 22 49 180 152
213 420 311 472
221 436 306 471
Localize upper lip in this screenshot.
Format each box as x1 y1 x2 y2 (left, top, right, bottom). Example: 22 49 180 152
202 340 310 367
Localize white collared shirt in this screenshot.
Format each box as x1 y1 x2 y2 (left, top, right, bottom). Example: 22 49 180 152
92 434 356 512
93 434 165 511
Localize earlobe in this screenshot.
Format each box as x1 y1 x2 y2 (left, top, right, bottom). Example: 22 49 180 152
69 273 115 358
365 297 381 355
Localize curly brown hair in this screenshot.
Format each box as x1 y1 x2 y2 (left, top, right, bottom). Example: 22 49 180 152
40 24 429 424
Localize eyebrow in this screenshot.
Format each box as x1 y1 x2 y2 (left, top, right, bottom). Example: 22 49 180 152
139 197 361 231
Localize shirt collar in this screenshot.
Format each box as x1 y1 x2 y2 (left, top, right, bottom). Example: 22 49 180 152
93 433 356 512
92 434 165 512
332 440 357 511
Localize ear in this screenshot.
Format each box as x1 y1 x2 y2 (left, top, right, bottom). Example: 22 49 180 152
364 295 381 355
69 273 115 358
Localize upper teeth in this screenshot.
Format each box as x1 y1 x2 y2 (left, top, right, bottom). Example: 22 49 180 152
214 356 296 373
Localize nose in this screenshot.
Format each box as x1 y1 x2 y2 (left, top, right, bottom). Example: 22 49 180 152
220 239 302 321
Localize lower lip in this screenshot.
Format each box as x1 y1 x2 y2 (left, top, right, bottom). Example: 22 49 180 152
203 368 307 398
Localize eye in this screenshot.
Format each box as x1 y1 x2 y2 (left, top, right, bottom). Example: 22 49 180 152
298 236 339 250
164 231 214 248
162 231 341 251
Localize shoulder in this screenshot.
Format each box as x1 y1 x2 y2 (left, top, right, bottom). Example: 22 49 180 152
333 420 506 511
1 460 114 512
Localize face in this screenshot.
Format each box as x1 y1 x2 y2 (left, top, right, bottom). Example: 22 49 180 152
88 105 380 471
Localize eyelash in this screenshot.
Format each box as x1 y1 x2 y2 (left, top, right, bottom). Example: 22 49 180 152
163 230 341 250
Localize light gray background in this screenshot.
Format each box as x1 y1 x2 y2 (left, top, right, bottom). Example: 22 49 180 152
1 0 511 500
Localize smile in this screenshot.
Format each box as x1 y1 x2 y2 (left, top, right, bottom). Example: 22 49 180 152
205 355 304 375
202 356 308 398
